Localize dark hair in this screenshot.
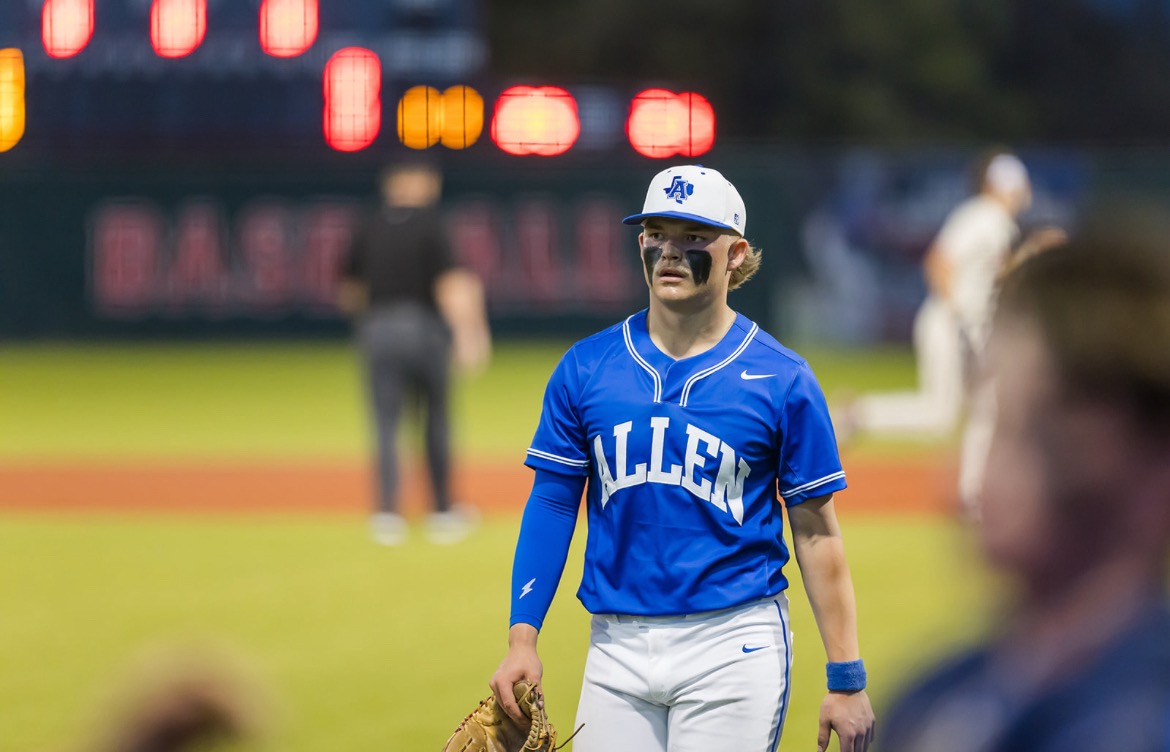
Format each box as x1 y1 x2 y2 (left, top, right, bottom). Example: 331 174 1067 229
996 203 1170 433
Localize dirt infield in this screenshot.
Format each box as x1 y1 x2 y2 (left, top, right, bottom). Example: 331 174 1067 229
0 452 958 516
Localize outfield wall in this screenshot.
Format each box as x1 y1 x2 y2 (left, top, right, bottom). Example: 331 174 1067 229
4 145 1159 343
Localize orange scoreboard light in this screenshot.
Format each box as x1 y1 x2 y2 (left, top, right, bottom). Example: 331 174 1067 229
627 89 715 159
0 50 25 152
491 86 580 157
42 0 94 59
438 85 483 150
259 0 318 58
323 47 381 153
397 85 483 150
397 85 442 149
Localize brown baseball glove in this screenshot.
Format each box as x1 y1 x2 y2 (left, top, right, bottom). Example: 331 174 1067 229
442 680 578 752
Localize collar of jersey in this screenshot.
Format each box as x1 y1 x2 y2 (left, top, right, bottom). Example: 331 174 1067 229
623 309 757 405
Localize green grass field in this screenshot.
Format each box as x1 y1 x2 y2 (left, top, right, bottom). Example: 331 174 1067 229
0 341 997 751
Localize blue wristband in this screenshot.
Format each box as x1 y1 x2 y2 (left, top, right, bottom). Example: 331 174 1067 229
826 660 867 692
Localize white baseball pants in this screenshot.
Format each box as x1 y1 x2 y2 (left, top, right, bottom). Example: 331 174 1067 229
571 595 792 752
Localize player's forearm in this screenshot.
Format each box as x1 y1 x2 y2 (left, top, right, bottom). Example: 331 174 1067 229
923 246 953 302
793 533 862 662
435 268 488 332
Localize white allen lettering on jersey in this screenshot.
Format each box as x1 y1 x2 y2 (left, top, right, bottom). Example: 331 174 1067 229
712 444 750 523
647 416 683 484
682 424 719 500
593 433 619 505
613 421 648 490
591 417 751 523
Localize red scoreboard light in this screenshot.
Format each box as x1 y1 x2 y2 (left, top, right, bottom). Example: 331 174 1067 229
323 47 381 152
0 49 25 153
42 0 94 59
151 0 207 58
627 89 715 159
260 0 318 58
491 86 579 157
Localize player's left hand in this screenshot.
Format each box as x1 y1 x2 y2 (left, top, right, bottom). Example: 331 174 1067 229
817 689 875 752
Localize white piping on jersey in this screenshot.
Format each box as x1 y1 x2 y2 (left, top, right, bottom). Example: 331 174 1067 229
781 470 846 498
526 448 590 468
622 316 663 403
679 322 759 407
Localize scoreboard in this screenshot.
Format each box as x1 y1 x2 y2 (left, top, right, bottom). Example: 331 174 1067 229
1 0 485 155
0 0 719 159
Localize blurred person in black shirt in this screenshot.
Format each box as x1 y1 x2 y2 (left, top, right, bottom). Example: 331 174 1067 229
880 207 1170 751
339 160 490 545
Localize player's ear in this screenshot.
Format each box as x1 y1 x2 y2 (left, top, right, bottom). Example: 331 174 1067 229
726 237 749 271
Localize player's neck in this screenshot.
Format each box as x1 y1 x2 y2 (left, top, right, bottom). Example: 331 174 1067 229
646 301 737 360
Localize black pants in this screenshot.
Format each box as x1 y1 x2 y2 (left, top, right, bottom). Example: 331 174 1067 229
358 304 451 514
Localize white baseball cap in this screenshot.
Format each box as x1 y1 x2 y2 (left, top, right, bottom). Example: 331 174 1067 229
985 153 1030 195
623 165 747 235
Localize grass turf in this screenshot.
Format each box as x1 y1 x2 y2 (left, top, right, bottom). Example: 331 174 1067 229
0 340 927 461
0 512 996 752
0 340 983 751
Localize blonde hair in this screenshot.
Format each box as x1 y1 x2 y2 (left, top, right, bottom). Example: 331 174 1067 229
729 242 762 291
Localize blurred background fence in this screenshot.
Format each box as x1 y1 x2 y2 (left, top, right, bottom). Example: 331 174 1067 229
3 146 1167 343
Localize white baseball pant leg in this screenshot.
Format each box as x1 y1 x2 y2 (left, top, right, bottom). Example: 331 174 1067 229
958 378 996 518
855 296 964 435
571 595 792 752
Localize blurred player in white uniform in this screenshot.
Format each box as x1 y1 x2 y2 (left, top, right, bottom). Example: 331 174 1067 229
846 150 1062 511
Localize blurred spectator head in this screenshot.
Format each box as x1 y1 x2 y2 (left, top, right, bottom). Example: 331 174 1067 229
980 204 1170 595
380 157 443 209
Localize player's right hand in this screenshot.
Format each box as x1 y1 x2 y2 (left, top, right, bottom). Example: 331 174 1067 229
818 689 875 752
490 624 543 725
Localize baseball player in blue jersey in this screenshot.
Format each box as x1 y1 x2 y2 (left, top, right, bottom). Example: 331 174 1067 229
489 165 875 751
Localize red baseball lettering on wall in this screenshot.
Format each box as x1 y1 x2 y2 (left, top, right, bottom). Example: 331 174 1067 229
168 201 230 312
575 197 633 304
302 202 359 312
85 194 640 319
447 201 505 301
90 202 164 316
238 201 294 312
515 199 560 305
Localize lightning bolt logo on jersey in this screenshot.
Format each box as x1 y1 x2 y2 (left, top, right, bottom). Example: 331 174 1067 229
524 309 846 617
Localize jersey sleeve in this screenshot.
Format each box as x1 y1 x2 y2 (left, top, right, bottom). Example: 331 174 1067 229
524 348 591 476
777 363 847 505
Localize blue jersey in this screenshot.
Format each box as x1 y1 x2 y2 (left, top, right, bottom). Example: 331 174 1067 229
524 309 846 617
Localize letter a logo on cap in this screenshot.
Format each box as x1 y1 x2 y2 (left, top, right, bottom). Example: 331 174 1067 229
622 165 747 235
663 176 694 204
